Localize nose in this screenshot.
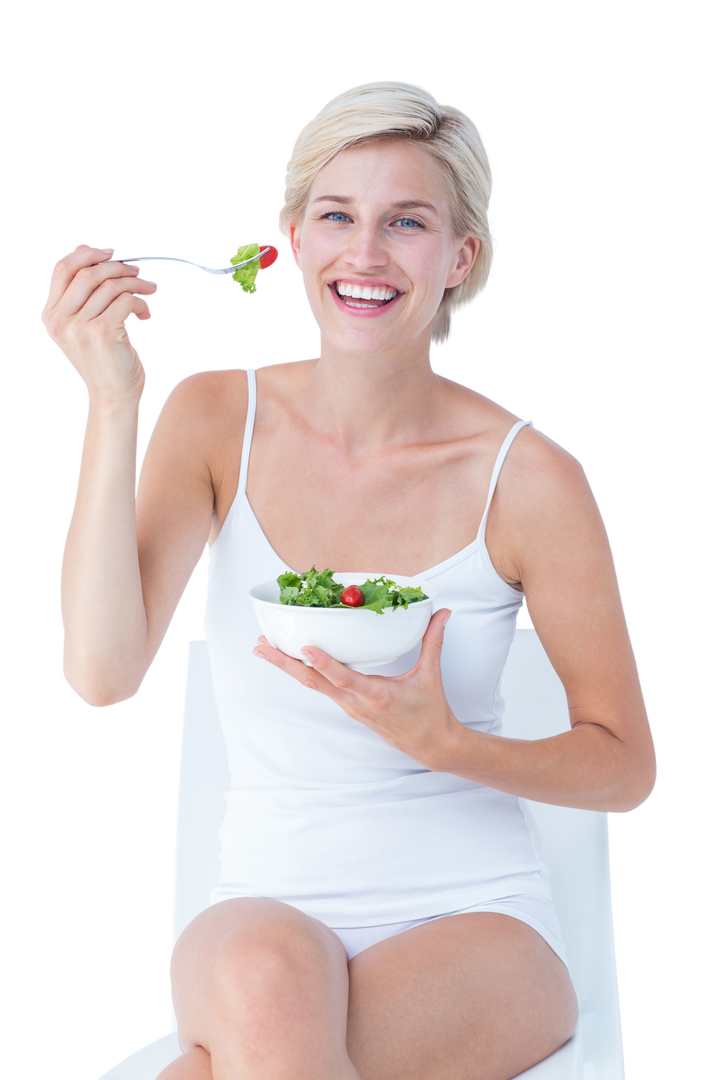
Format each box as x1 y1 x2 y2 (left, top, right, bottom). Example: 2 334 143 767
341 222 388 271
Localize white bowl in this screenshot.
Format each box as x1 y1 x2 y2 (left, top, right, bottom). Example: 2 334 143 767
249 573 440 668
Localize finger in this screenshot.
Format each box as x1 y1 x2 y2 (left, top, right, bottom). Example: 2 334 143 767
254 636 326 678
254 636 331 686
423 613 451 660
44 245 117 308
42 243 151 326
298 645 365 694
46 263 157 334
83 270 159 324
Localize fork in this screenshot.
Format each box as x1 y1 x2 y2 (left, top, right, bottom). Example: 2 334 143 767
109 248 271 275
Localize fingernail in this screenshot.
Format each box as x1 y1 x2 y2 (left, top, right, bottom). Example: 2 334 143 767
101 248 114 254
146 280 157 287
443 612 452 628
253 648 267 660
300 649 314 661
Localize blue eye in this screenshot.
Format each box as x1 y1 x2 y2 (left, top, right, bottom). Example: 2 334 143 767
394 217 423 228
322 211 351 222
321 211 423 228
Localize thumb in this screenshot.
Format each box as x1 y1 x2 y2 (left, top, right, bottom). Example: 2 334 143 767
431 613 453 643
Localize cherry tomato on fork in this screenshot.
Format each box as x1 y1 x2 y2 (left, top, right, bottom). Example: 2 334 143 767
260 246 278 269
340 586 364 607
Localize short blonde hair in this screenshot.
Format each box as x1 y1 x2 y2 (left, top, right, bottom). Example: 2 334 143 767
280 81 493 343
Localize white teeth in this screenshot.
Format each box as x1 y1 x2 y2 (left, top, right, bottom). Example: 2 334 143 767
336 281 398 302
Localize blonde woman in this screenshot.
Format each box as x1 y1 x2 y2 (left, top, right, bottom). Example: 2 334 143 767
44 83 655 1080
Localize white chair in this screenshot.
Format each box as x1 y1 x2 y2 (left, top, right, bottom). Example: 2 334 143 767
99 631 624 1080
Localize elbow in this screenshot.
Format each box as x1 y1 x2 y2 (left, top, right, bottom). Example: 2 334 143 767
626 756 660 812
67 675 141 707
613 790 656 812
579 718 656 812
60 635 148 712
608 768 660 816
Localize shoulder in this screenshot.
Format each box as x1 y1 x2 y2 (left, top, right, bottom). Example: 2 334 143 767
145 370 249 500
501 425 589 504
157 369 248 455
500 419 621 626
162 368 248 427
493 425 606 585
434 377 587 501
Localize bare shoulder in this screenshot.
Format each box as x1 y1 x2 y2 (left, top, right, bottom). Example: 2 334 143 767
137 369 242 498
500 416 613 600
153 369 248 483
486 422 605 589
501 425 591 511
160 368 248 437
138 368 248 536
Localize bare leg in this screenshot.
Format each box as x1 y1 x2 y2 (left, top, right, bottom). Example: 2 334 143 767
167 897 361 1080
154 1022 359 1079
155 1045 212 1080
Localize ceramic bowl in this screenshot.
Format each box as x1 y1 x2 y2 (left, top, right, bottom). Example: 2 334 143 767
249 573 440 668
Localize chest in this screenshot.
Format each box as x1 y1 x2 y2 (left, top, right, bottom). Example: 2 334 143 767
208 371 524 591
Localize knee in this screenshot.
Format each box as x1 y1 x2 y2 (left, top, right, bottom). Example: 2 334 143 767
561 980 580 1042
170 898 347 1032
171 898 332 997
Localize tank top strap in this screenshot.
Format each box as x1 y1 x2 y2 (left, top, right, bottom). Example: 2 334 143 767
238 368 257 494
477 419 533 541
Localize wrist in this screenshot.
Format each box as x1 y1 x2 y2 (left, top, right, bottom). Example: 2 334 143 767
426 713 471 774
83 395 141 464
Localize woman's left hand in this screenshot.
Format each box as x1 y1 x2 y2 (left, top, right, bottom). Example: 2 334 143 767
253 608 463 770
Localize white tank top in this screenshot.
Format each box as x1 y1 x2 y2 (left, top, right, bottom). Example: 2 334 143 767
205 369 551 926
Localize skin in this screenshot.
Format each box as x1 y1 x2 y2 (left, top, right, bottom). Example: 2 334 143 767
284 137 481 457
148 141 643 1080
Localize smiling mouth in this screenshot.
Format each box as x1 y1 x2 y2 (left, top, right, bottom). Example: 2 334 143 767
330 282 397 308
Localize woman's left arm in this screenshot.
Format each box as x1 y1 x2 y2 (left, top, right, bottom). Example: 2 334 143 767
439 429 656 812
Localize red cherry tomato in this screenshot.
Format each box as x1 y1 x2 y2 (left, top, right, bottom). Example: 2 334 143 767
340 585 364 607
259 245 278 269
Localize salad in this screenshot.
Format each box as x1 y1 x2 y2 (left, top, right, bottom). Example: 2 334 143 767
277 567 428 615
230 243 278 292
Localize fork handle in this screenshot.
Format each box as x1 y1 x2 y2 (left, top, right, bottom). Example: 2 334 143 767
111 254 194 265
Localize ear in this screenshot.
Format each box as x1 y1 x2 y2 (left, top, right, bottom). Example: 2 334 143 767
445 236 482 289
289 223 303 269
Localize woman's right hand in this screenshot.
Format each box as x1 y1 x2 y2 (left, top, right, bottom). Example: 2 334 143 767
42 245 158 405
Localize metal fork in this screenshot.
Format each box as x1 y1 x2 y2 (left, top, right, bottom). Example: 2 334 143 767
109 248 271 275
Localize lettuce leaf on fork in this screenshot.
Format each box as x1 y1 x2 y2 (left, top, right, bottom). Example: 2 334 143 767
231 243 261 293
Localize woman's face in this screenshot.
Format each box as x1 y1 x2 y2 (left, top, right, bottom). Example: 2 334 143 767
290 139 479 356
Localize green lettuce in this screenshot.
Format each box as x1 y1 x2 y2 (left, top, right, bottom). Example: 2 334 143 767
231 243 261 293
276 567 427 614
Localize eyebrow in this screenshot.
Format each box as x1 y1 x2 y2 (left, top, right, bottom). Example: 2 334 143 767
311 195 440 214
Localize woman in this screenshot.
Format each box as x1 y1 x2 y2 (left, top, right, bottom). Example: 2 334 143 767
44 83 655 1080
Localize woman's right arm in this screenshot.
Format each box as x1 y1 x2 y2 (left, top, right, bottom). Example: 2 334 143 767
43 246 217 705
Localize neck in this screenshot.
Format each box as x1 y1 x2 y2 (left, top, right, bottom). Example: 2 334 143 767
300 341 451 460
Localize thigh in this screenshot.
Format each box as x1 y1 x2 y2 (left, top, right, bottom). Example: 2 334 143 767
170 897 350 1054
345 912 578 1080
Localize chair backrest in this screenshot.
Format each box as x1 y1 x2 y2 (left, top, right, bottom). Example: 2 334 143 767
175 631 623 1079
499 631 624 1079
173 640 230 946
